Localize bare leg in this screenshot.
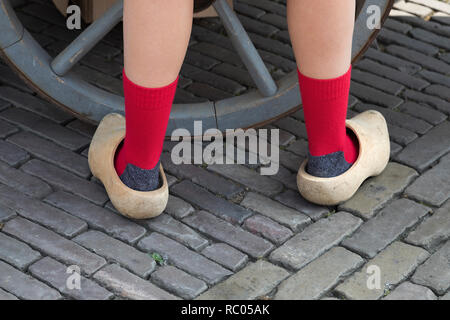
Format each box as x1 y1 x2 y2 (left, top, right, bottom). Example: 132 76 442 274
124 0 193 87
287 0 355 78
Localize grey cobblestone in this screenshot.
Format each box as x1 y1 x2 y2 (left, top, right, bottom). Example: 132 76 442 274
237 14 278 37
244 214 293 245
397 102 447 126
396 122 450 172
409 0 450 14
0 108 89 151
335 241 429 300
269 165 298 191
384 18 413 34
0 140 29 167
0 161 52 198
406 201 450 250
403 90 450 115
409 28 450 51
383 281 437 300
0 232 41 270
151 266 207 299
208 164 283 197
0 185 86 237
0 288 17 300
197 260 289 300
378 28 439 55
274 189 328 221
171 180 252 224
342 199 431 258
44 191 145 244
388 123 417 146
201 243 248 272
66 119 96 138
94 264 178 300
0 66 34 94
234 2 266 19
350 81 403 109
393 1 433 18
356 59 429 90
339 162 418 219
146 214 208 251
22 159 108 205
419 70 450 88
138 232 232 285
275 247 364 300
29 257 113 300
165 195 195 219
0 119 18 139
270 212 362 270
183 210 273 258
73 230 155 278
0 86 73 124
364 47 422 75
241 192 310 231
8 131 90 178
425 84 450 101
0 203 15 222
3 217 105 276
0 260 61 300
412 240 450 295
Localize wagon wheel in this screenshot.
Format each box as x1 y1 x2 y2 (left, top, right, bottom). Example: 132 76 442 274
0 0 393 133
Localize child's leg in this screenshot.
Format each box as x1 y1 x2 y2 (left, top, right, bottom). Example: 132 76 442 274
115 0 193 191
287 0 358 177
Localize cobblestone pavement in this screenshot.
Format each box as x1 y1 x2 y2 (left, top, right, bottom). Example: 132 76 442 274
0 0 449 300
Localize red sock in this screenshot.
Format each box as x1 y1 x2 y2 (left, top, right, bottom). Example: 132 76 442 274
115 70 178 176
297 65 358 164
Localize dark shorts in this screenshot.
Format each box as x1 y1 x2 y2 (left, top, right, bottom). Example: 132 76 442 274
194 0 215 13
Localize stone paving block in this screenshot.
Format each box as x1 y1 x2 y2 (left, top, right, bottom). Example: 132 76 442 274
0 65 34 94
0 119 18 139
269 165 298 191
237 14 279 37
410 0 450 14
403 89 450 115
393 0 433 18
339 162 418 219
257 49 297 72
44 191 145 244
0 288 17 300
0 140 29 166
410 28 450 51
241 192 310 231
441 292 450 300
29 257 113 300
278 149 304 172
286 139 308 157
74 231 155 278
146 214 208 251
208 164 283 197
0 86 72 124
161 153 243 199
186 83 233 100
0 108 89 151
342 199 431 258
234 2 266 19
383 281 437 300
260 13 288 29
350 81 403 109
74 65 123 95
248 32 294 59
0 161 52 198
0 203 15 222
384 18 413 34
356 59 429 90
274 117 308 139
274 189 329 221
390 141 403 157
406 201 450 250
405 153 450 206
80 53 123 77
387 124 415 145
0 232 40 270
398 120 450 170
386 45 450 75
212 63 256 88
244 214 293 245
22 159 108 206
241 0 286 16
66 119 96 138
335 241 429 300
364 47 422 75
151 266 207 300
190 42 242 67
8 131 90 178
171 180 252 224
3 217 106 276
412 240 450 295
397 102 447 126
0 260 61 300
270 212 362 270
197 260 289 300
138 232 232 285
183 210 273 259
165 195 195 219
201 243 248 272
419 70 450 88
0 185 86 237
355 103 432 135
378 28 439 55
275 247 364 300
425 84 450 101
94 264 179 300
